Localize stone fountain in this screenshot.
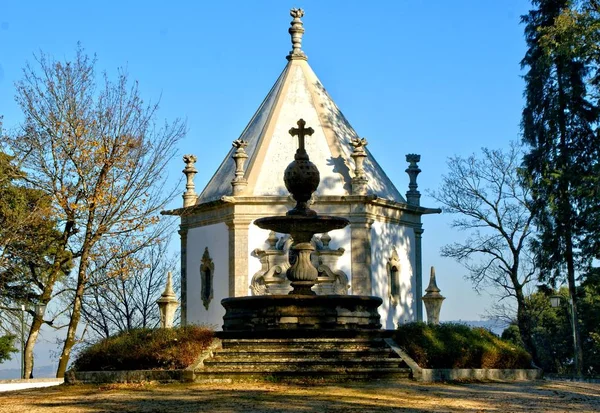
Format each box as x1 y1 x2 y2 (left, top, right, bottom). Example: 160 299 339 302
220 119 383 333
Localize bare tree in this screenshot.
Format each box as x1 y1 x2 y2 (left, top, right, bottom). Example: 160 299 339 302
429 142 539 363
81 235 179 341
7 46 185 377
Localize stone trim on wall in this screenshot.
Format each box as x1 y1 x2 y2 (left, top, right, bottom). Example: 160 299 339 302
179 228 188 326
414 227 424 322
226 218 252 297
350 219 374 295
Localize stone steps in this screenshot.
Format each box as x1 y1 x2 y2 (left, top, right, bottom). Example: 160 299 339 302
192 336 412 382
203 360 407 371
213 349 395 359
193 368 412 383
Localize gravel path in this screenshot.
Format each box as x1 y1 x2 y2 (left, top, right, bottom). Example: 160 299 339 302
0 380 598 412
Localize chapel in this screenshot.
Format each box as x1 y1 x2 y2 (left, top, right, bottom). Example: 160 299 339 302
167 9 440 329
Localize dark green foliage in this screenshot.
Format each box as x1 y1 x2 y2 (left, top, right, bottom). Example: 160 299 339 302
72 326 214 371
0 334 17 364
521 0 600 376
0 151 67 305
393 322 532 369
503 276 600 375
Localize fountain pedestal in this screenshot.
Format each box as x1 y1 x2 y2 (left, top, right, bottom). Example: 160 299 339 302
220 118 382 334
221 295 383 332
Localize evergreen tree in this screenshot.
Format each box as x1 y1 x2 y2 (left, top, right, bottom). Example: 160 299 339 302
521 0 600 375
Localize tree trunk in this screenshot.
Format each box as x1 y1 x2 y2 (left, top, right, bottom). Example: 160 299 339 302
56 257 89 378
23 313 43 379
565 234 584 376
515 286 539 366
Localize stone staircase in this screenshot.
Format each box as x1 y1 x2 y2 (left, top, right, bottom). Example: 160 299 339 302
192 334 412 382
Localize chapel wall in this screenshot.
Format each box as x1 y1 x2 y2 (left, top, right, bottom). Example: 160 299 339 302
186 223 229 328
370 220 417 329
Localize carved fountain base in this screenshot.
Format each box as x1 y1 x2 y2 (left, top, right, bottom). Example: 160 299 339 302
221 294 382 332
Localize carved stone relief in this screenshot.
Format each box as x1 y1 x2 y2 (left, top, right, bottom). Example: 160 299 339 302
200 247 214 310
250 232 349 296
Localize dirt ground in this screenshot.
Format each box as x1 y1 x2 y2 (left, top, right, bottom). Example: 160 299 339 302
0 379 598 413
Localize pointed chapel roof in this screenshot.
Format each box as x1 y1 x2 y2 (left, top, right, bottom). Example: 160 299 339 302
197 9 404 204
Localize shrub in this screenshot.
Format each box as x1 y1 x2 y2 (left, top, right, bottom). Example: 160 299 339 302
393 322 532 369
0 334 17 363
73 326 214 371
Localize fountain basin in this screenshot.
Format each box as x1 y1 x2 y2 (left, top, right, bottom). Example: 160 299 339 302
221 295 382 331
254 215 349 241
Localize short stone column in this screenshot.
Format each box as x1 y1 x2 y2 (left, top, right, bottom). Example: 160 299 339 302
231 139 249 195
350 137 369 195
157 271 179 329
405 154 421 206
182 155 198 207
422 266 445 325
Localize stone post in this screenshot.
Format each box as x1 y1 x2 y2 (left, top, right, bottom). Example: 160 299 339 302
422 266 445 325
179 228 188 326
156 271 179 329
350 137 369 195
414 226 424 321
226 217 251 297
405 154 421 206
182 154 198 207
231 139 249 195
350 219 374 295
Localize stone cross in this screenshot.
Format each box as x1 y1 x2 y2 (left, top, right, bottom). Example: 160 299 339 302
289 118 314 160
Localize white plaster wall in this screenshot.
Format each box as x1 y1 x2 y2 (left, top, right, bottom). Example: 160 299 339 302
186 223 229 329
325 226 352 288
248 222 271 289
254 63 346 196
370 221 416 329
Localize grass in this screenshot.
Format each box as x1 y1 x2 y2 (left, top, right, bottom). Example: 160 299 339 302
393 322 532 369
72 325 214 371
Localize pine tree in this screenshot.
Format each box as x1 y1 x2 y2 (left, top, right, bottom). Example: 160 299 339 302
521 0 600 376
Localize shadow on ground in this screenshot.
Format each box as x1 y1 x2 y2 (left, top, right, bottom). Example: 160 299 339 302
0 380 599 413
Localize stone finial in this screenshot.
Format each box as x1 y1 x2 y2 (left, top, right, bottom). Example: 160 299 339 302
157 271 179 329
287 8 307 61
182 154 198 207
422 266 445 325
320 232 331 250
267 231 279 249
405 154 421 206
350 137 369 195
231 139 249 195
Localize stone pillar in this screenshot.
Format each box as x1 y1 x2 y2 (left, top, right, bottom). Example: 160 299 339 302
231 139 248 195
156 271 179 329
182 155 198 207
405 154 421 206
423 266 445 325
350 219 374 295
414 226 424 321
178 228 188 326
226 218 251 297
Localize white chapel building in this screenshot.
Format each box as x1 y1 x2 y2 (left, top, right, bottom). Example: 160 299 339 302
167 9 440 330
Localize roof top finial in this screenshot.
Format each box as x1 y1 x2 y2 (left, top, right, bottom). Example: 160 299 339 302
287 8 307 61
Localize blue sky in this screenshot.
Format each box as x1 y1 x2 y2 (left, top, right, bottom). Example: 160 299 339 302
0 0 533 371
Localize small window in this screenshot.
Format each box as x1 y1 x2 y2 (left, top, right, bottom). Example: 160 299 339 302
200 247 214 310
387 247 401 305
